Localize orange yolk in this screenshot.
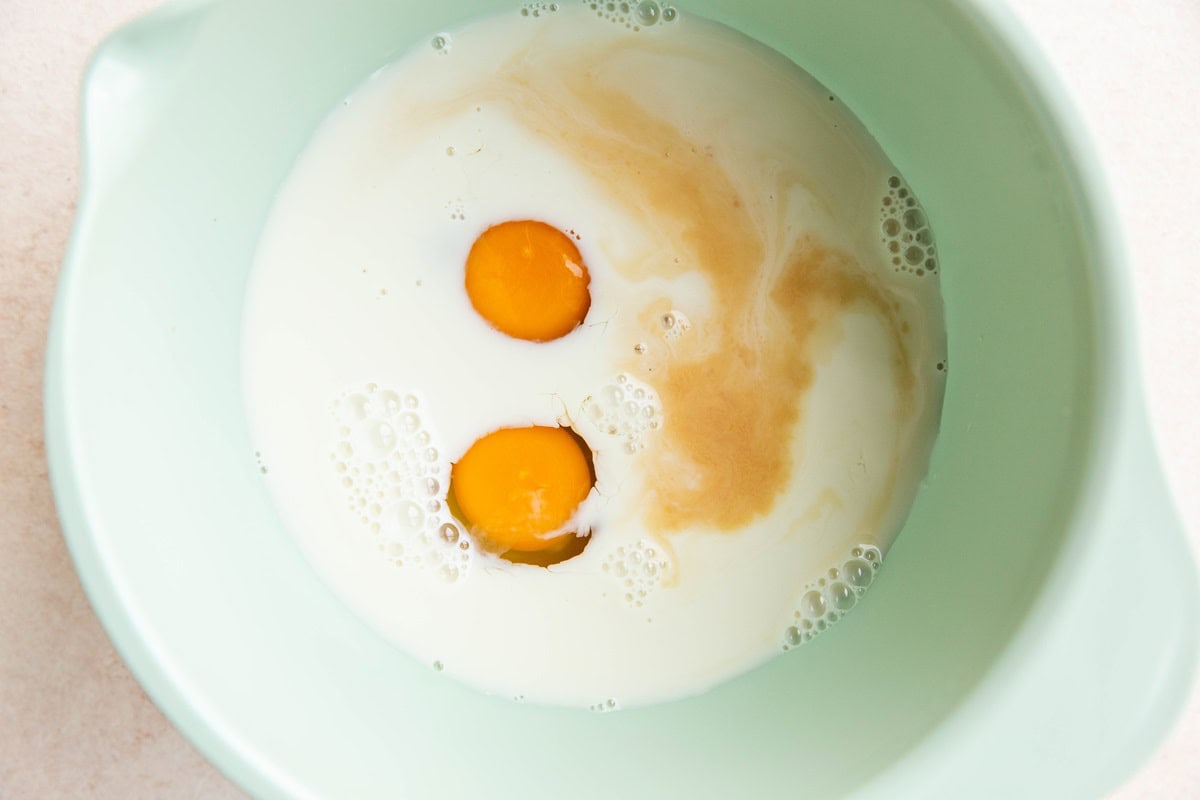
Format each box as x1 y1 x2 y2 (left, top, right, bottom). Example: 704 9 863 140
464 220 591 342
450 426 593 555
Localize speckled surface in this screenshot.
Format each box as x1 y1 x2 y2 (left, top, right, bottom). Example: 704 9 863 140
0 2 243 796
0 1 1194 797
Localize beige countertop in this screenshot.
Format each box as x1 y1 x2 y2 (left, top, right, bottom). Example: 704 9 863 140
1 0 1195 797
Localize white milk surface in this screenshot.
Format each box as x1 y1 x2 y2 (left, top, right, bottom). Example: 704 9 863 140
243 3 946 709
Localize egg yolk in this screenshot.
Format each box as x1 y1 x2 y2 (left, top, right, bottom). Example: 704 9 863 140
464 220 591 342
450 426 594 555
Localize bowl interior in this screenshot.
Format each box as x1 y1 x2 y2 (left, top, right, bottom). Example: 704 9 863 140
53 0 1099 796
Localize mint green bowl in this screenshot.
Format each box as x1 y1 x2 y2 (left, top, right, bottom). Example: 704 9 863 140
46 0 1199 797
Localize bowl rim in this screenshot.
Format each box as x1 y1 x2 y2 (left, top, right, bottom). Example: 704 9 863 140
42 1 1193 797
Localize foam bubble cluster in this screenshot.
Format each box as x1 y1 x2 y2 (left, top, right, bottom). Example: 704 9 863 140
588 698 620 712
782 545 882 649
444 197 466 220
520 1 561 17
601 539 672 607
584 0 678 30
880 176 937 277
332 383 471 583
584 373 662 454
658 308 691 341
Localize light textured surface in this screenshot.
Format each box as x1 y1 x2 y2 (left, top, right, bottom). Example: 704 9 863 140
0 1 244 797
1003 2 1200 796
0 0 1194 797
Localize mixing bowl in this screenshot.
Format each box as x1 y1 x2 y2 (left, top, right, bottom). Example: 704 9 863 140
45 0 1199 796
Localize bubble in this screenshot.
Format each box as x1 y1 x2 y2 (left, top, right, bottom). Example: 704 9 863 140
785 626 803 646
843 558 873 587
882 218 901 237
403 394 419 409
424 477 440 496
801 590 827 618
633 342 647 354
379 390 403 411
432 660 444 672
367 421 396 452
830 582 856 611
426 499 441 513
401 413 420 433
661 313 676 330
887 176 901 189
396 501 425 534
903 208 926 231
423 447 439 462
431 34 450 53
635 0 660 24
439 524 460 545
915 228 933 245
661 5 677 21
